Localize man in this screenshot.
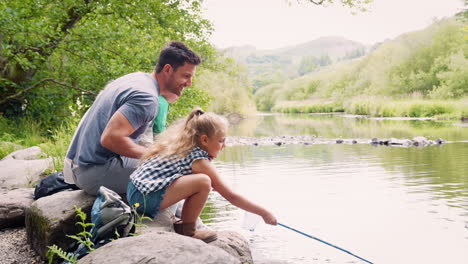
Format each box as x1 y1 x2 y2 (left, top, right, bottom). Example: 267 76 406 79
63 41 201 195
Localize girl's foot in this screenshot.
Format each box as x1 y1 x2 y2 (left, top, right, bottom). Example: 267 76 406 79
173 220 217 243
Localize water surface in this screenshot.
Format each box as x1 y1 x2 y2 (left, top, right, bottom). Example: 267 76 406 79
201 114 468 264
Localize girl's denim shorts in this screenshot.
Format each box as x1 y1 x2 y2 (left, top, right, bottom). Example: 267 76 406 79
127 181 168 219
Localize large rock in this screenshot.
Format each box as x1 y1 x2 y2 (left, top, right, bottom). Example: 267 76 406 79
0 188 34 229
25 190 95 259
23 189 252 263
138 201 205 234
138 205 178 233
210 231 253 263
2 146 44 160
0 158 52 188
388 138 413 146
412 136 430 146
78 231 239 264
138 204 252 263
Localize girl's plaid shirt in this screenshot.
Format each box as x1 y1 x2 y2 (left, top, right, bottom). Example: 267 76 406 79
130 147 210 195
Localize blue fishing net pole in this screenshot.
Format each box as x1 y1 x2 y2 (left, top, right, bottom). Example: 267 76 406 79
277 222 374 264
212 195 374 263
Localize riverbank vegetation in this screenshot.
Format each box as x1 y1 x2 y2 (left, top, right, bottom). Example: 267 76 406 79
273 97 468 119
255 16 468 119
1 1 465 163
0 0 254 129
0 113 78 167
0 0 254 162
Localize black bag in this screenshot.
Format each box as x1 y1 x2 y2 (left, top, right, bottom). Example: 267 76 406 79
34 171 79 200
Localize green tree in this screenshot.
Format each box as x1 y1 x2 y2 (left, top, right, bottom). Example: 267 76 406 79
318 54 332 66
255 83 282 111
255 17 467 112
390 20 467 98
0 0 215 128
197 56 256 116
294 0 374 12
340 48 366 60
298 56 318 76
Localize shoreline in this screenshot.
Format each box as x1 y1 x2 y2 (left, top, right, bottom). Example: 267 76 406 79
225 136 454 147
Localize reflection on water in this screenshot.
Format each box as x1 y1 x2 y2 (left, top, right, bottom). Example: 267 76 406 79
230 113 468 141
201 114 468 264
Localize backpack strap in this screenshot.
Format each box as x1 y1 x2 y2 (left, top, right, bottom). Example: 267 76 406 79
90 186 134 242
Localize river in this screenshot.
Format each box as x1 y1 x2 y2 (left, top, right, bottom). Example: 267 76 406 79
200 113 468 264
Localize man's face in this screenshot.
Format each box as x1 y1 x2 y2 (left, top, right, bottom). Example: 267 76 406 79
166 63 196 99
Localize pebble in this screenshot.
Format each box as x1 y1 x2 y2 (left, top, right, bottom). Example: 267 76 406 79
0 227 42 264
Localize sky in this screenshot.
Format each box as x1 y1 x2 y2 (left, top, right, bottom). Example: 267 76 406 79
201 0 465 50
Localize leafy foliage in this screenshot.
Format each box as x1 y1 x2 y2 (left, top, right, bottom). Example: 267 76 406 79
69 206 95 251
47 245 78 264
130 202 152 235
224 37 366 91
298 57 319 76
293 0 374 12
254 17 467 115
47 206 94 264
0 0 215 129
197 57 256 115
390 21 468 98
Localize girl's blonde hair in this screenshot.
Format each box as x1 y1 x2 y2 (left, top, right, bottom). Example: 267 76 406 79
142 108 228 161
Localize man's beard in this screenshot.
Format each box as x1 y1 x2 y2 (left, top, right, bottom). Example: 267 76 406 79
165 74 183 96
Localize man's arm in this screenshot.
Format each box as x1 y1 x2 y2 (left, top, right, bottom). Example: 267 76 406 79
101 111 146 159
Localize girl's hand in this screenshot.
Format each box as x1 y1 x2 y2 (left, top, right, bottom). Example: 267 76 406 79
262 211 277 225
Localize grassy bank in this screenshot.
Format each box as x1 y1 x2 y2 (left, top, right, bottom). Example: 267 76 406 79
0 115 79 171
272 100 344 114
272 98 468 119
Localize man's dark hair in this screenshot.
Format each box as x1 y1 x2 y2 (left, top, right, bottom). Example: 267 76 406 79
155 41 201 73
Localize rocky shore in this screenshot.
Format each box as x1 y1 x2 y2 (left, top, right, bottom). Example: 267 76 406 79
0 135 449 264
0 146 267 264
226 135 446 147
0 227 41 264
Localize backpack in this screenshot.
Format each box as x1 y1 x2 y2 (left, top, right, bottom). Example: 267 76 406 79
33 171 79 200
67 186 135 261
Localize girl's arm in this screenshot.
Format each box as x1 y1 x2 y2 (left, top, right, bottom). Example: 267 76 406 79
192 159 277 225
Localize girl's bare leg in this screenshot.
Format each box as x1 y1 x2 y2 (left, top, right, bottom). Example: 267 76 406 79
159 173 211 223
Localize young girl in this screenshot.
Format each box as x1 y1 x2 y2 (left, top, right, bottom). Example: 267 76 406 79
127 108 277 243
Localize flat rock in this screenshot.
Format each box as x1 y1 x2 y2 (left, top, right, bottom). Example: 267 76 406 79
0 188 34 229
138 204 179 233
138 204 251 262
25 190 95 259
412 136 430 146
78 231 239 264
2 146 45 160
0 158 52 188
210 230 253 263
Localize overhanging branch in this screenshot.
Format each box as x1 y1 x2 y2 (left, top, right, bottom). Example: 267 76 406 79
307 0 325 4
0 78 96 104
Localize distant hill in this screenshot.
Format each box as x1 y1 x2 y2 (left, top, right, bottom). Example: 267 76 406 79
220 36 367 89
252 16 467 113
271 36 366 59
223 36 366 62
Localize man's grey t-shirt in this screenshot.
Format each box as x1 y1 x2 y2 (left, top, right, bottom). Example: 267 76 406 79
66 72 159 167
